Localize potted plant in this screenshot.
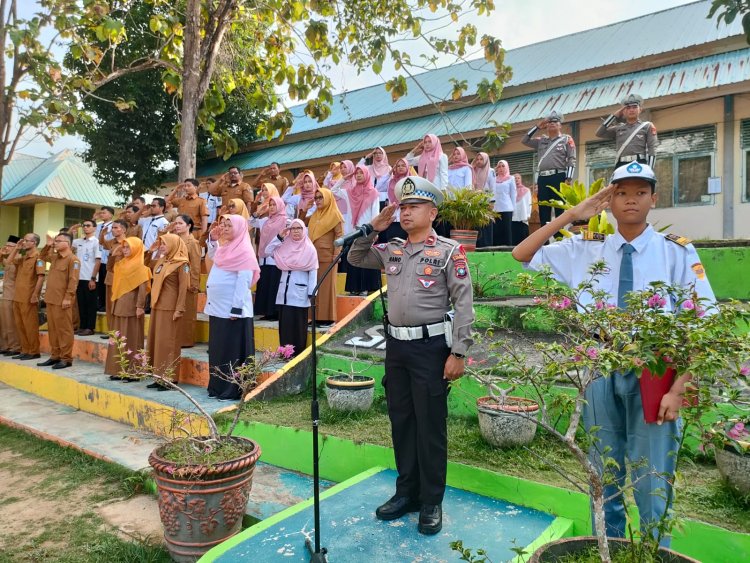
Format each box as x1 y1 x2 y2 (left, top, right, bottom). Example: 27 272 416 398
110 333 294 562
709 416 750 495
467 265 750 562
538 178 615 236
322 346 376 412
438 187 498 250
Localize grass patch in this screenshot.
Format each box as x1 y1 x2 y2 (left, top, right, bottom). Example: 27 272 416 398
160 436 253 466
231 389 750 533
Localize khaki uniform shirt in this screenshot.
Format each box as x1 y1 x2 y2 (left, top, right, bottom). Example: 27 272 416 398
255 174 290 194
13 250 46 304
209 181 254 205
174 196 209 232
521 129 577 177
595 117 658 164
348 230 474 355
1 260 18 301
39 247 80 306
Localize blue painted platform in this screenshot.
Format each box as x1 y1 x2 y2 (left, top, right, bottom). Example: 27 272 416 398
211 468 555 562
249 462 335 521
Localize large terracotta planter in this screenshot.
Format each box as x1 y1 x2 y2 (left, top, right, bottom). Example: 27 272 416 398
449 229 479 251
715 447 750 495
476 396 539 448
148 436 261 562
325 374 375 412
529 536 699 562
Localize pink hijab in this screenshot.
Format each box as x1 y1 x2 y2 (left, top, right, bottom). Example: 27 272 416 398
387 158 410 204
448 147 471 170
496 160 511 183
300 172 317 206
334 160 356 214
214 214 260 284
273 219 319 272
515 174 531 202
349 165 378 226
472 152 491 191
259 196 287 259
371 146 391 179
418 134 443 182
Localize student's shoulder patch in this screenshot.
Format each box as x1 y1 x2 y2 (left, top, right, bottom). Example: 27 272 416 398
665 233 691 247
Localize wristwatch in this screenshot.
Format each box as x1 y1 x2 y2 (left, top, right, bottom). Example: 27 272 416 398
451 352 465 359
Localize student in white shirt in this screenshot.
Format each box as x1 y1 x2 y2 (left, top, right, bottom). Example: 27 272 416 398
404 134 448 190
471 152 496 248
70 220 101 335
511 173 533 245
446 146 473 192
492 160 517 246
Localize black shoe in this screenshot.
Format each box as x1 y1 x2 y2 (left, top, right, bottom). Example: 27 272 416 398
156 385 172 391
0 349 8 355
99 335 110 340
417 504 442 535
375 495 419 521
37 358 60 367
52 361 72 370
146 382 161 389
4 350 19 356
11 353 25 359
20 354 41 360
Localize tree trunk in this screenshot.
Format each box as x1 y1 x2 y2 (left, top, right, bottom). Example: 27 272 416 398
589 470 612 563
176 0 201 180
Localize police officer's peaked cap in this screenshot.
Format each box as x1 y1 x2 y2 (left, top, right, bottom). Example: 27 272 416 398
611 162 656 188
622 94 643 107
547 111 564 123
395 176 444 206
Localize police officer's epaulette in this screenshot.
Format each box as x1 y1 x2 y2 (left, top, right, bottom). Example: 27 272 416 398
665 233 691 247
388 237 406 246
581 231 606 242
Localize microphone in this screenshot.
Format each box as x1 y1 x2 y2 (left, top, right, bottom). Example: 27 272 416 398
334 224 374 247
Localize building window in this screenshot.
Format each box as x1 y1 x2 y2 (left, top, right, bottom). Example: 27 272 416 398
18 205 34 237
586 125 716 208
740 119 750 202
491 151 535 188
64 205 95 228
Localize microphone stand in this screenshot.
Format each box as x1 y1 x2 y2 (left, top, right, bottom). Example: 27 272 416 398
305 242 350 562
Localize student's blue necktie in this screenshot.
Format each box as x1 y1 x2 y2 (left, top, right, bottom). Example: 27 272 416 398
618 243 635 309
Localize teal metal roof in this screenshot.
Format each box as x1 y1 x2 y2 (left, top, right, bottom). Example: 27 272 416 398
283 0 742 136
1 150 119 206
198 48 750 176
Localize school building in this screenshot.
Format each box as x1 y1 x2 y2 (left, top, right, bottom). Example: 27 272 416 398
196 0 750 240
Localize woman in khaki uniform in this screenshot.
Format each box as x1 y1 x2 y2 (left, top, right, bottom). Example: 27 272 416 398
146 234 189 389
101 220 129 333
0 236 21 355
304 187 344 325
172 215 201 348
105 237 151 379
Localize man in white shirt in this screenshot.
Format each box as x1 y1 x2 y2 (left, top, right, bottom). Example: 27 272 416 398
70 220 101 336
199 178 222 225
94 206 114 313
142 197 170 251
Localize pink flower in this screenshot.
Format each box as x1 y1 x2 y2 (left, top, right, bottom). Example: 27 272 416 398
696 306 706 318
647 294 667 308
727 423 749 440
277 344 295 359
682 300 695 311
663 355 673 364
633 358 645 367
595 300 605 310
586 347 598 360
467 357 476 366
549 297 572 310
740 366 750 377
114 330 121 337
532 297 542 305
572 354 583 362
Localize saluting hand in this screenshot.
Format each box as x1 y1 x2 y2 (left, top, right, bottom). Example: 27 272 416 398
568 183 615 223
369 202 398 232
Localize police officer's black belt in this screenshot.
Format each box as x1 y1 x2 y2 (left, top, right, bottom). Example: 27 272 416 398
538 169 564 177
387 322 445 341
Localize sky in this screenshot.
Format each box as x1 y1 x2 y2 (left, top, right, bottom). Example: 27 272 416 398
16 0 697 158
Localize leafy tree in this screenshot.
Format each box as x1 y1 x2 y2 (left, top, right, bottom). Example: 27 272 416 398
709 0 750 42
42 0 511 181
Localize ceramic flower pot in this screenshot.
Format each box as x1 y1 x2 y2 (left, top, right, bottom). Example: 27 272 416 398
715 447 750 495
148 436 261 562
476 396 539 448
529 536 699 562
325 374 375 412
449 229 479 251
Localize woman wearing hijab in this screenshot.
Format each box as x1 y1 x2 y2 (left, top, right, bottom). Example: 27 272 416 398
226 197 250 220
265 219 319 356
205 214 261 400
492 160 517 246
333 165 381 295
172 215 201 348
359 147 392 209
447 146 473 192
511 173 532 245
294 171 319 219
472 152 496 248
405 133 448 190
251 182 280 218
146 233 190 388
323 161 343 189
104 237 151 379
378 157 411 243
252 195 287 320
305 187 344 325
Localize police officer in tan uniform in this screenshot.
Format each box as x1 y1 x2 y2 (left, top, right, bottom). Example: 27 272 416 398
9 234 45 360
38 232 80 369
348 176 474 535
0 235 21 355
595 94 658 168
522 110 577 227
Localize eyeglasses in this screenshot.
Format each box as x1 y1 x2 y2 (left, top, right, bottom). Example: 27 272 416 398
314 195 324 201
83 223 95 228
228 203 236 208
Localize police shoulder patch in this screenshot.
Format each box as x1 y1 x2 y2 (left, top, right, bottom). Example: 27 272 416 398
374 243 387 251
665 233 691 247
183 264 190 273
73 261 80 270
36 259 44 267
582 230 606 242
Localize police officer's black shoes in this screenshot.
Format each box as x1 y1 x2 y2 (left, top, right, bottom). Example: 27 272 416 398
375 495 419 520
417 504 442 535
51 361 72 370
37 358 60 367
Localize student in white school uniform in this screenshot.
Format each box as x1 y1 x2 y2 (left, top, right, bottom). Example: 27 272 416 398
358 147 392 210
471 152 496 248
511 173 533 245
492 160 517 246
251 196 288 320
404 133 448 190
512 162 717 547
446 146 473 192
265 219 319 357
